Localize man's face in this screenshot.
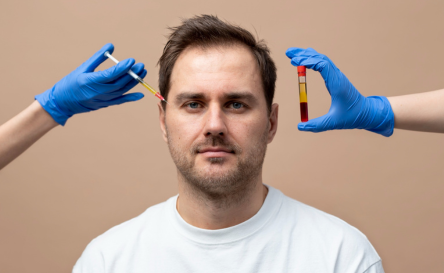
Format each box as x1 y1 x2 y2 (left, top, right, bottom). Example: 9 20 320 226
159 44 278 196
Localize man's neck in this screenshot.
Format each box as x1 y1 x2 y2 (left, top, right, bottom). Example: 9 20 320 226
176 178 268 230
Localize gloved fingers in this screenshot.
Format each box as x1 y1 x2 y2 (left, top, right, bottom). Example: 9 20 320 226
91 58 136 84
81 43 115 73
137 67 147 80
285 47 305 58
105 92 145 106
109 63 145 89
289 55 329 73
110 68 147 95
297 114 334 133
286 47 339 79
130 63 145 76
80 63 146 96
285 47 320 59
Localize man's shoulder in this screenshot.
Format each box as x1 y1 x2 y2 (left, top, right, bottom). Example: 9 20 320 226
273 192 382 271
282 194 366 234
280 193 379 256
73 197 176 271
86 196 174 251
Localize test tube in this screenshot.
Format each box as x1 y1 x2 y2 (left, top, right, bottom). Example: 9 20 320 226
297 66 308 122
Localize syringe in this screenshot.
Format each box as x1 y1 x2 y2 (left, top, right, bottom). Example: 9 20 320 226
104 51 168 104
297 66 308 122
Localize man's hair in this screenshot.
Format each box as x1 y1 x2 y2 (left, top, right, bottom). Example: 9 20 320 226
158 14 277 113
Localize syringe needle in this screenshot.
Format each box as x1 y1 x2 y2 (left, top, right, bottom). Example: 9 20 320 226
104 51 168 104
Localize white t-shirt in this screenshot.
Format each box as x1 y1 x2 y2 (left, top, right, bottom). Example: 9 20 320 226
73 185 384 273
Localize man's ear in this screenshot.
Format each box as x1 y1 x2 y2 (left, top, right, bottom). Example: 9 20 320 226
267 103 279 144
158 102 168 143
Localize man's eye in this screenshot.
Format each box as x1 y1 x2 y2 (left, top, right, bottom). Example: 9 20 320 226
230 102 244 109
187 102 200 109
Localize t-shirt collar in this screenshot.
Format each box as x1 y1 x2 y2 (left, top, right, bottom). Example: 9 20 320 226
168 184 283 245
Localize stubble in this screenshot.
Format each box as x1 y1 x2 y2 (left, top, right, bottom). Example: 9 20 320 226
166 124 269 209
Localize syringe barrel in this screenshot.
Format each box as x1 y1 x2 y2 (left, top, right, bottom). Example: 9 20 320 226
127 70 141 81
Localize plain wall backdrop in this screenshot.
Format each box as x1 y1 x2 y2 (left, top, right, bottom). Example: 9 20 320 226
1 0 443 272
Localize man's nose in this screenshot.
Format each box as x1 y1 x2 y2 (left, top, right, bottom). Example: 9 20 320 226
203 105 228 137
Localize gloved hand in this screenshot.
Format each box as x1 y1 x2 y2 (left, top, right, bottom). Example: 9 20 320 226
35 43 147 126
285 47 394 137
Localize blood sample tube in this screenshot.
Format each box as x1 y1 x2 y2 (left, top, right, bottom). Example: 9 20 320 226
297 66 308 122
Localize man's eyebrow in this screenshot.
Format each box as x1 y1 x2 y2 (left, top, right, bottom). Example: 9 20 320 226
175 92 207 103
224 92 258 103
174 91 258 103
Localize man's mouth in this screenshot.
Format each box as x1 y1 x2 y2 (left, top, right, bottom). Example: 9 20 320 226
198 147 234 157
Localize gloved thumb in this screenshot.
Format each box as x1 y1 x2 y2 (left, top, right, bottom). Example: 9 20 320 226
297 114 333 133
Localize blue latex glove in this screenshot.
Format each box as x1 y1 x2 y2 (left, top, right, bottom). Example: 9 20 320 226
35 43 147 126
285 47 394 137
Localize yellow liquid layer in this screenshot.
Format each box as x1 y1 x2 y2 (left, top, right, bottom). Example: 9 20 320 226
299 83 307 103
140 81 158 96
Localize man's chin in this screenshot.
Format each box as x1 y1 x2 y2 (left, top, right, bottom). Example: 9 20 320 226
189 163 238 180
197 158 238 172
186 170 241 195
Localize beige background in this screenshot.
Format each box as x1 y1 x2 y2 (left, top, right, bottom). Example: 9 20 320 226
1 0 443 272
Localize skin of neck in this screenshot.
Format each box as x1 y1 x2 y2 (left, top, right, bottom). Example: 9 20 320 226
176 172 269 230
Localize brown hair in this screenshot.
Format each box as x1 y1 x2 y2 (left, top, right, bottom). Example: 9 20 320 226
158 15 277 113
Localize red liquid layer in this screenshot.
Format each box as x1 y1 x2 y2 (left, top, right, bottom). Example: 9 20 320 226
300 102 308 122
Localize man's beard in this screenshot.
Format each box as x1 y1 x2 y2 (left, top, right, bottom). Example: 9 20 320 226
166 125 269 207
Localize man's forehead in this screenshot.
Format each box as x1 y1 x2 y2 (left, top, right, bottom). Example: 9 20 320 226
172 45 259 78
169 45 263 98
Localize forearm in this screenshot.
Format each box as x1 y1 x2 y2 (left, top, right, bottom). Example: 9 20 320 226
387 89 444 133
0 101 58 170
